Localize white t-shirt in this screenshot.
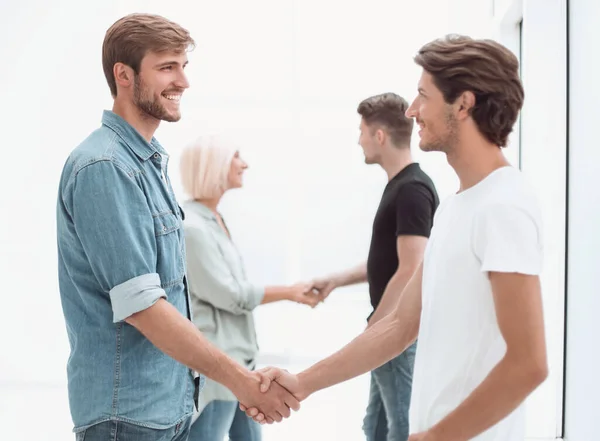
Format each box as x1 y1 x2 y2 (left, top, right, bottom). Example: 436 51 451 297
409 166 544 440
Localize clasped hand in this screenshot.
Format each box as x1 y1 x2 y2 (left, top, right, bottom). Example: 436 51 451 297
237 367 306 424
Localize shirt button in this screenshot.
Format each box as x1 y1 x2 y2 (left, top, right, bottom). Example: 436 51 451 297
154 153 160 159
163 226 167 231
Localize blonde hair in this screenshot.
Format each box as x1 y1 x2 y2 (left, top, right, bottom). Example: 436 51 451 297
180 135 237 199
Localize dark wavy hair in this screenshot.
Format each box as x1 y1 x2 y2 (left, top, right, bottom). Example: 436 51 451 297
414 34 524 147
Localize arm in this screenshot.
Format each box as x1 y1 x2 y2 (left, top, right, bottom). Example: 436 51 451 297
70 162 297 421
329 262 369 287
298 263 423 396
185 225 317 310
262 284 320 307
241 263 424 421
126 298 300 420
125 299 262 393
185 225 264 315
419 273 547 441
311 262 368 300
367 235 427 327
369 182 435 326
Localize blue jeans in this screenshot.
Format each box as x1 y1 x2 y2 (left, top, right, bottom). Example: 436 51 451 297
75 417 191 441
189 400 262 441
362 342 417 441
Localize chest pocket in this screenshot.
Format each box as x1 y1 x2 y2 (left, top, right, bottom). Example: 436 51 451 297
153 210 185 288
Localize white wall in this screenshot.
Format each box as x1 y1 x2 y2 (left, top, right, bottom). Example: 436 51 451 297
0 1 121 437
519 1 568 437
564 1 600 440
0 0 119 384
493 0 568 438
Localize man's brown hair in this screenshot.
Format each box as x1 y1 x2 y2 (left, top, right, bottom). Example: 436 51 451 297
357 93 414 147
414 34 524 147
102 13 195 97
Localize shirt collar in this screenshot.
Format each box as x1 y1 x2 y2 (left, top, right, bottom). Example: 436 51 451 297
101 110 166 161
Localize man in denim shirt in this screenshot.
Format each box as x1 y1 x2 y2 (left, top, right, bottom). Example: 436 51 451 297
56 13 298 441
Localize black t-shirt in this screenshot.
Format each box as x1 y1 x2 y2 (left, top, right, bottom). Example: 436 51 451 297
366 163 439 313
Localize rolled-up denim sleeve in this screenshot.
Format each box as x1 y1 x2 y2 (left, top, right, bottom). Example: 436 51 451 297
68 160 166 322
109 274 165 322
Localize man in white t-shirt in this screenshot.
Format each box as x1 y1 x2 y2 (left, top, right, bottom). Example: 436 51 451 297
242 34 548 441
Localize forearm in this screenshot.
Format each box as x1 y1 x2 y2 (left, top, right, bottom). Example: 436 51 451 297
298 311 417 396
368 267 415 327
429 355 548 441
261 286 292 304
298 265 422 396
126 298 250 393
331 262 368 287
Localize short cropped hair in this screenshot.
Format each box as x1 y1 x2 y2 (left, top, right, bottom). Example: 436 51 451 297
102 13 195 97
180 135 237 199
357 93 414 147
414 34 524 147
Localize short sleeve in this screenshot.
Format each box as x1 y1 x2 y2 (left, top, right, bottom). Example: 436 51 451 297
472 204 543 275
395 183 436 237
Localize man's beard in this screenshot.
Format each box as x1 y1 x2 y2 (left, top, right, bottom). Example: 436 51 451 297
419 109 458 153
133 75 180 123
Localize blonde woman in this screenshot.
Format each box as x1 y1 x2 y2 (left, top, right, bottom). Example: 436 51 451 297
180 135 318 441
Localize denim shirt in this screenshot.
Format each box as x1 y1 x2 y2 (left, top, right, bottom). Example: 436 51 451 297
56 111 201 432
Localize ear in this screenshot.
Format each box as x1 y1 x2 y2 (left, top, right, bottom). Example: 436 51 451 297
456 91 476 120
375 128 386 145
113 62 135 92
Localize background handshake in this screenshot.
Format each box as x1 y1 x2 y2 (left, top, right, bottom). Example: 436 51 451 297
287 275 339 308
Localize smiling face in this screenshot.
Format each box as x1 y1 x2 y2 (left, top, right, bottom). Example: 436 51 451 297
226 151 248 189
132 50 190 122
406 70 459 154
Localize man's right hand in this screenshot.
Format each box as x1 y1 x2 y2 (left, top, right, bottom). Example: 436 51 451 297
310 277 338 301
233 371 301 424
239 367 309 422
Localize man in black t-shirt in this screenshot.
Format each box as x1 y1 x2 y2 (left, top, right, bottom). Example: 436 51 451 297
310 93 439 441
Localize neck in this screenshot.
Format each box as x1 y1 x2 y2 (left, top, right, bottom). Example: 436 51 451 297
112 98 160 143
196 195 223 213
380 146 414 181
447 135 510 192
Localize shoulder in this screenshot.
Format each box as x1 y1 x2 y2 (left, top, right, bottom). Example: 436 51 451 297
481 168 542 223
392 165 437 197
63 127 137 186
182 203 213 235
394 180 437 208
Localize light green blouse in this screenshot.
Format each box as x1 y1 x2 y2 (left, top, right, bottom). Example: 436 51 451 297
182 200 265 410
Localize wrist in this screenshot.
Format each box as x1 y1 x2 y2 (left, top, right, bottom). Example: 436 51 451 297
284 285 297 301
426 424 449 441
220 361 253 396
296 370 316 400
264 286 293 302
329 274 342 289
